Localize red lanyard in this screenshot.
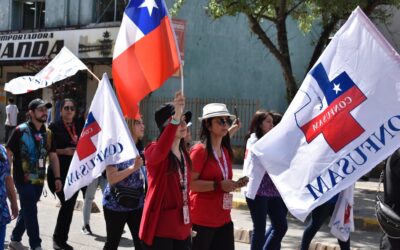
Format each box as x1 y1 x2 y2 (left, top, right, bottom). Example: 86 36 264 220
177 150 188 206
63 121 78 145
213 147 229 180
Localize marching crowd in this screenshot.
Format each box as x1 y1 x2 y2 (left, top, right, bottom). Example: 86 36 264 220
0 91 398 250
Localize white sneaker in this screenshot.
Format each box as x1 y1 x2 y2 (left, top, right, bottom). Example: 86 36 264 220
8 241 27 250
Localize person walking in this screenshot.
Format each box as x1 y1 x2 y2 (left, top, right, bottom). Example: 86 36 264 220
380 148 400 249
5 97 19 142
300 194 351 250
0 144 18 247
102 117 146 250
7 98 62 250
81 174 107 235
190 103 247 250
140 91 192 250
243 110 288 250
48 98 84 250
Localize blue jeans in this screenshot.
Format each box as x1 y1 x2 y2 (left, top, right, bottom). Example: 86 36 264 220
11 184 43 249
300 201 350 250
0 224 6 248
246 196 288 250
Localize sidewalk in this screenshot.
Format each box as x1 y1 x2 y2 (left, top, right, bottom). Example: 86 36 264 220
232 167 382 249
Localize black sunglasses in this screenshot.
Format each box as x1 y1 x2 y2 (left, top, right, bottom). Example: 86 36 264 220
63 106 75 111
215 117 232 126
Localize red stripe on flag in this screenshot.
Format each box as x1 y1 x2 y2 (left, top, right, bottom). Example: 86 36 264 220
112 17 180 119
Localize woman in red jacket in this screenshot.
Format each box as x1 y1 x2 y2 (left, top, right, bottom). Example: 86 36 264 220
190 103 248 250
140 91 192 250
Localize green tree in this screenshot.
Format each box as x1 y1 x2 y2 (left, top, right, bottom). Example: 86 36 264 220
172 0 400 103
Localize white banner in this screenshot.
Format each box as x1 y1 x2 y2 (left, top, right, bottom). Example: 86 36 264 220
249 7 400 221
5 47 88 94
63 73 138 200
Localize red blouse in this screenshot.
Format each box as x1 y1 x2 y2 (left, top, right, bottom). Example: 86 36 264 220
189 143 233 227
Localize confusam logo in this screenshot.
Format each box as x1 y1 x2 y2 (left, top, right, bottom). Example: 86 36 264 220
76 112 101 160
295 63 367 152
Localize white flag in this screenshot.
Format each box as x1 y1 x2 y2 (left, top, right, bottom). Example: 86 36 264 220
5 47 87 94
329 186 354 241
249 7 400 221
63 73 138 200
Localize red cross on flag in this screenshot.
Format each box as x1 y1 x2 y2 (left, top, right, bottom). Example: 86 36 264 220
63 73 138 200
246 7 400 224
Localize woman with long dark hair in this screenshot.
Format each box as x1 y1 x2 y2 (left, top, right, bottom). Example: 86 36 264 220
243 110 288 250
140 91 192 250
48 98 84 250
190 103 247 250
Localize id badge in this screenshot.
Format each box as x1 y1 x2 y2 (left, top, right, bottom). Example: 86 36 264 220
223 193 233 210
38 159 44 168
183 205 190 224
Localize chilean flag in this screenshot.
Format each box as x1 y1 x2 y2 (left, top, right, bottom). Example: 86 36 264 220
112 0 180 119
76 112 102 160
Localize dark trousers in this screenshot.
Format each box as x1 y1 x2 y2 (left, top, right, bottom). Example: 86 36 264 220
11 184 43 249
53 190 79 243
103 206 143 250
246 196 288 250
301 201 350 250
192 221 234 250
5 125 15 143
143 236 191 250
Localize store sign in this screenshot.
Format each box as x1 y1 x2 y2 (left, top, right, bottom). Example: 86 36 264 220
0 28 119 61
0 19 186 62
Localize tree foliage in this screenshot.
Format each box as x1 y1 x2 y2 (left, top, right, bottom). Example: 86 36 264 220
173 0 400 103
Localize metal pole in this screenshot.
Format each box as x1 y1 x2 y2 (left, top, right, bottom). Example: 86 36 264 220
114 0 117 21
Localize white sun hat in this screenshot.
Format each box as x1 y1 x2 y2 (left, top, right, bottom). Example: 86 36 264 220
199 103 236 120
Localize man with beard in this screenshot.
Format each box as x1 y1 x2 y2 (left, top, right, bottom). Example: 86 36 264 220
6 99 62 250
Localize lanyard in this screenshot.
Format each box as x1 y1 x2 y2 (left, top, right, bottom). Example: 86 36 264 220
213 147 229 180
63 121 78 145
176 150 188 206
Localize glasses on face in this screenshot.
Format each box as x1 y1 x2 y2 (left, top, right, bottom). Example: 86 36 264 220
63 106 75 111
215 117 232 126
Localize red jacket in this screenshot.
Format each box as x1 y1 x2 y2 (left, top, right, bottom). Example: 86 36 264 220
139 123 192 245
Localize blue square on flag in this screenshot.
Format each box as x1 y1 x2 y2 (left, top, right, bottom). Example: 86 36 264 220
125 0 167 35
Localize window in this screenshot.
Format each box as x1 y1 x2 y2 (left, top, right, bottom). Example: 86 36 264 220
16 0 45 30
95 0 127 23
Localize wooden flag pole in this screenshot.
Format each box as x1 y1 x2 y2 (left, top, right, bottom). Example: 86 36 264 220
87 68 100 82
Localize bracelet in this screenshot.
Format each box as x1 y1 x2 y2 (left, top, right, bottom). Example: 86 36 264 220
55 177 62 181
170 117 180 125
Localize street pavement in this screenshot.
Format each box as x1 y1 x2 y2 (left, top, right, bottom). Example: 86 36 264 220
3 168 383 250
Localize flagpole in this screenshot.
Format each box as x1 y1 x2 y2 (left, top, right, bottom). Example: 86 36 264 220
86 68 101 82
180 64 184 94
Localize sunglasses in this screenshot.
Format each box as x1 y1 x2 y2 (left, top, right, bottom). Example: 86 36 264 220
215 117 232 126
63 106 75 111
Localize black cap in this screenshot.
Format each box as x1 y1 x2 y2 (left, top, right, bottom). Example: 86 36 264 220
155 103 175 131
28 98 52 111
155 103 192 132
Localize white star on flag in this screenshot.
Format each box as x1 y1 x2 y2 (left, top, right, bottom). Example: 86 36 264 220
139 0 158 16
333 83 342 94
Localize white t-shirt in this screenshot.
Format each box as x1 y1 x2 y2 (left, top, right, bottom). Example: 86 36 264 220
5 104 19 126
